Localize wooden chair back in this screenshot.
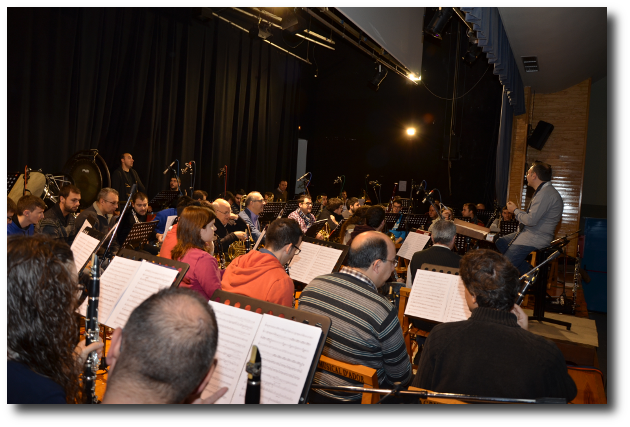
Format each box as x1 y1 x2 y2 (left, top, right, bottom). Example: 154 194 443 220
567 366 607 404
316 355 381 404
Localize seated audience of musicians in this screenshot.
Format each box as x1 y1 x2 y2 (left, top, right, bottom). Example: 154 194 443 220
7 196 17 225
316 193 328 206
346 197 361 216
171 206 223 301
272 180 288 203
193 190 208 201
103 287 225 404
116 192 158 253
37 184 81 244
221 218 302 307
7 235 104 404
234 189 246 211
238 191 266 245
339 205 369 245
264 191 274 202
299 231 413 403
489 206 515 232
8 195 46 236
407 219 460 287
347 205 385 246
212 198 247 256
288 194 317 234
111 153 147 208
498 161 564 275
461 202 484 226
317 197 343 230
411 249 577 402
387 197 407 244
155 196 191 237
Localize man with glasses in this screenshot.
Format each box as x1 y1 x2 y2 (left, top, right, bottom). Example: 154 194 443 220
221 218 302 307
238 191 266 245
288 195 317 234
212 198 248 254
298 231 412 403
75 187 120 253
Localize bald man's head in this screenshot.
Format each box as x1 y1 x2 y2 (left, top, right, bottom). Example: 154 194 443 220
347 231 395 287
212 198 232 225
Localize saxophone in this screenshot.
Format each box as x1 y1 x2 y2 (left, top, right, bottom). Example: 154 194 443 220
82 254 101 404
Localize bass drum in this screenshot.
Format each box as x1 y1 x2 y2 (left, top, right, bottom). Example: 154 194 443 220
62 149 111 210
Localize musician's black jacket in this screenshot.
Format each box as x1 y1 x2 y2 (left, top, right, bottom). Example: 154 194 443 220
317 207 343 230
37 203 77 245
111 166 146 202
214 216 247 253
116 208 157 247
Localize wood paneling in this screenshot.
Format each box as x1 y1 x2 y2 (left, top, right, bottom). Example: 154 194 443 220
508 80 591 257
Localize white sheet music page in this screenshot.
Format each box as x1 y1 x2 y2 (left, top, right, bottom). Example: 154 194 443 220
444 277 472 322
106 261 179 329
397 232 431 260
77 220 92 236
161 215 178 241
253 228 266 251
405 269 455 322
231 314 322 404
288 241 318 283
70 231 100 276
201 301 263 404
303 245 342 284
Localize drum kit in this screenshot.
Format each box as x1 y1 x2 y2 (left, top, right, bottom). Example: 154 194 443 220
8 149 111 210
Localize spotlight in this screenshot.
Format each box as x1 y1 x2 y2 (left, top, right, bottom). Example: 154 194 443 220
249 20 273 40
462 43 482 65
367 64 388 92
424 8 454 40
407 128 416 136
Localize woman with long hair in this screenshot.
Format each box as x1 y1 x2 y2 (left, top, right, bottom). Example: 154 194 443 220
171 206 223 300
7 235 103 403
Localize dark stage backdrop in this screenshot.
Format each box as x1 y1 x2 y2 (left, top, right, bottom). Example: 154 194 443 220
299 11 503 212
8 7 305 200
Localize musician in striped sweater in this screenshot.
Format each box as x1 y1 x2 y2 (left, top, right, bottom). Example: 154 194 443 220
298 231 412 403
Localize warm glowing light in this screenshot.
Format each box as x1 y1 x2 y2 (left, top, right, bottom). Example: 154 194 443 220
407 128 416 136
408 73 421 82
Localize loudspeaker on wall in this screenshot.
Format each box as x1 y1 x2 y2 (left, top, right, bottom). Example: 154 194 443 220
527 121 554 150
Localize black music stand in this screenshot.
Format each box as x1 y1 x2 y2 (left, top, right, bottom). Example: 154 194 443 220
121 220 158 250
399 198 413 212
476 209 493 226
311 202 322 217
499 220 519 237
305 219 329 238
385 212 405 230
208 289 331 404
405 214 431 231
149 191 180 212
280 200 300 218
259 202 284 225
117 248 190 289
7 172 20 195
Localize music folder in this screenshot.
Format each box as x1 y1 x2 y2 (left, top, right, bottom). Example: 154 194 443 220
405 269 471 323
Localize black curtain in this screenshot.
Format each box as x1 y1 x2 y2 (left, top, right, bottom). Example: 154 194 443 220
8 7 303 200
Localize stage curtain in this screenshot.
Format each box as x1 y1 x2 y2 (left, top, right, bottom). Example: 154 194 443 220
460 7 525 116
495 87 514 207
7 7 303 199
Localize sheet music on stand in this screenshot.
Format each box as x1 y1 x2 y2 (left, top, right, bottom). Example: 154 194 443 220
259 202 284 223
148 190 180 212
288 237 349 289
161 215 178 243
305 219 329 238
7 173 20 194
121 220 158 249
71 227 105 275
280 200 300 218
396 232 432 260
405 269 471 323
385 212 405 230
311 202 322 217
253 226 267 251
405 214 431 231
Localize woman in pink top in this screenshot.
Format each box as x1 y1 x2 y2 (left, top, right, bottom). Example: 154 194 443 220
171 206 223 300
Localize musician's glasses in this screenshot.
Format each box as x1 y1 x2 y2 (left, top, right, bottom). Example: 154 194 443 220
291 244 301 256
383 258 398 268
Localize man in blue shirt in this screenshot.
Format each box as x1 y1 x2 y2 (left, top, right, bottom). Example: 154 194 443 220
387 197 407 244
7 195 46 236
238 191 266 245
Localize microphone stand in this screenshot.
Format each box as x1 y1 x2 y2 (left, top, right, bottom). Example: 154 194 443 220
309 385 566 404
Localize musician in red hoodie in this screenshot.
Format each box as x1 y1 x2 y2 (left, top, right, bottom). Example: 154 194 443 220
221 218 302 307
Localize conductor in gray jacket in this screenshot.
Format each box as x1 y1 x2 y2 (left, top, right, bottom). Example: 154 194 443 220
496 161 563 274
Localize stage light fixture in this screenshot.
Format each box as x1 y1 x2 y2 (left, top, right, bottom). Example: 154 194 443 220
367 64 388 92
249 20 273 40
407 128 416 136
424 8 454 40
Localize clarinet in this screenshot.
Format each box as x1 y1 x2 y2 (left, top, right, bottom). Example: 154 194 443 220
245 345 261 404
82 254 101 404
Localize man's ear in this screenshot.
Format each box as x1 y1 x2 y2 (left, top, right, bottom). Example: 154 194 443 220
107 327 124 371
195 359 217 395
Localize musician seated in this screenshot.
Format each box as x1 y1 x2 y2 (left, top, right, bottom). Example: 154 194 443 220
317 197 343 230
154 196 191 237
221 218 302 307
411 249 577 401
169 176 186 195
428 207 454 231
7 235 103 403
427 204 439 230
299 231 412 403
461 202 484 226
489 206 515 232
339 205 369 245
193 190 208 201
211 198 247 254
264 192 274 203
288 195 321 237
103 287 226 404
7 195 46 236
37 184 81 244
346 197 361 216
347 205 385 246
159 199 207 259
7 196 17 225
116 192 158 253
238 192 266 245
316 193 327 206
407 220 460 288
272 180 288 203
387 197 407 244
233 189 246 212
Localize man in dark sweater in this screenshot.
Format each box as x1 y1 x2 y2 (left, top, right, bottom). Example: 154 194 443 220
37 184 81 245
272 180 288 203
347 205 386 245
111 153 147 207
411 249 577 402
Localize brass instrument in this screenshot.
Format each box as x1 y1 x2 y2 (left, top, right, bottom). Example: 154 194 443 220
318 224 331 241
386 232 397 244
225 225 254 266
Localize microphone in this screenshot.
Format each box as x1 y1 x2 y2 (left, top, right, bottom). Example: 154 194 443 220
333 176 341 184
422 189 437 203
297 172 310 182
218 166 225 177
368 180 381 186
163 160 176 175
